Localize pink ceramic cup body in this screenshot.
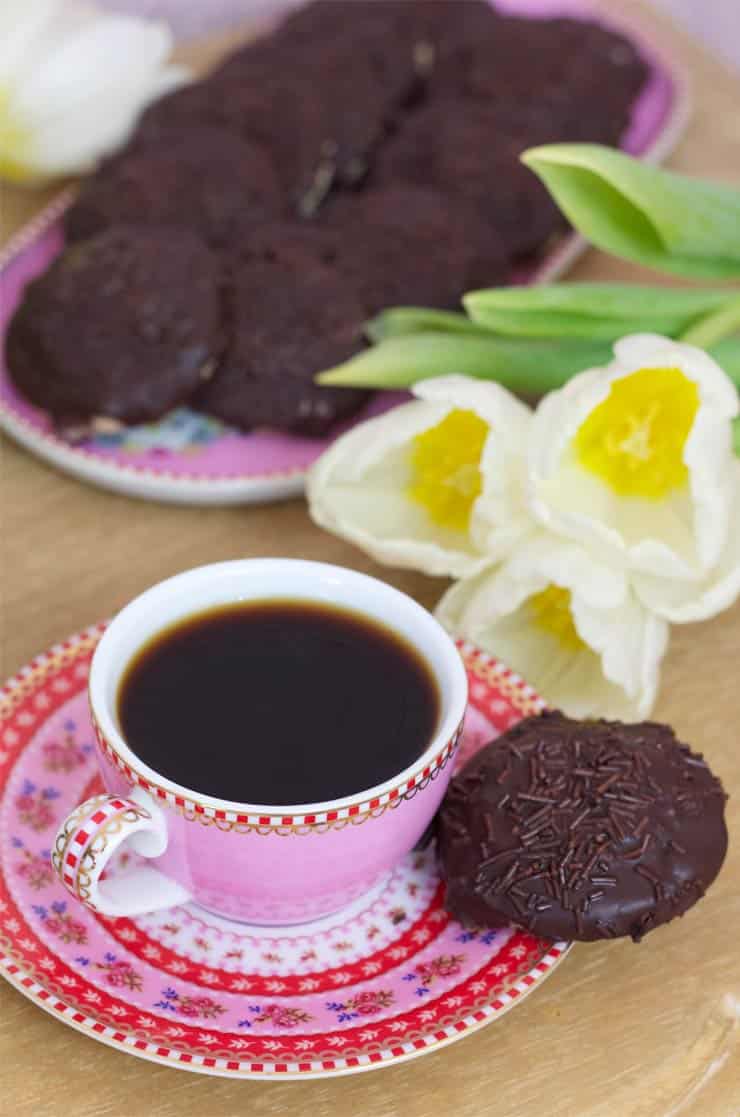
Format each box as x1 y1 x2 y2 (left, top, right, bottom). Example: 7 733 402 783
52 560 467 924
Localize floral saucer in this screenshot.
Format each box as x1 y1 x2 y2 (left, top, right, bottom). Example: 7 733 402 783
0 2 688 506
0 627 568 1079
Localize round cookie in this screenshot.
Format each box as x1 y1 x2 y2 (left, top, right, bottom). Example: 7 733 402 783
7 224 224 428
195 226 368 436
375 99 574 260
438 711 728 942
321 185 508 314
64 126 281 246
460 17 647 107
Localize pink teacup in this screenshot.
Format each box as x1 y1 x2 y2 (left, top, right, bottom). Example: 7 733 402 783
52 559 468 924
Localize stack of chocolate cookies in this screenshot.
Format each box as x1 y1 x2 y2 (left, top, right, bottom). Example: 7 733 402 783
7 1 649 437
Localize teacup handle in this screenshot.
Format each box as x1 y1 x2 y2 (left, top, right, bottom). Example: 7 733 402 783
51 787 191 917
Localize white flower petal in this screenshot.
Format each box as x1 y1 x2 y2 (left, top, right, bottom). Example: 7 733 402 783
308 377 534 579
571 594 668 717
17 18 176 119
0 0 60 84
413 375 532 429
414 377 535 563
529 335 738 580
496 533 628 610
308 398 486 577
634 465 740 622
23 70 186 174
435 535 667 720
0 0 185 180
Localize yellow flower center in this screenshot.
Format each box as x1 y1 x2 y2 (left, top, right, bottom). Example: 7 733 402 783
0 87 34 183
528 586 584 651
408 408 488 532
574 367 699 500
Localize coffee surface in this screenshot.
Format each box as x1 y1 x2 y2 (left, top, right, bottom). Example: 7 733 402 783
117 600 439 804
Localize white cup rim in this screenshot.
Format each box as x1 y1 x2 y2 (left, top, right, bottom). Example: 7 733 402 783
89 559 468 816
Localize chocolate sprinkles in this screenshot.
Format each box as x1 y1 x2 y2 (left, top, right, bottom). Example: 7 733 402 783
437 710 728 943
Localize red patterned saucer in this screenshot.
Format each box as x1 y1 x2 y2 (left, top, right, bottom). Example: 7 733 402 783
0 627 569 1079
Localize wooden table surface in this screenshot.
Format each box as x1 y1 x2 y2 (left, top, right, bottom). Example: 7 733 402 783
2 3 740 1114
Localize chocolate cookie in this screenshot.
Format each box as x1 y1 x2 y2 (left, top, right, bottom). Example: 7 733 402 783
460 17 647 107
196 229 367 435
64 127 280 245
322 186 508 314
438 711 728 942
7 225 223 428
193 14 425 209
374 99 570 259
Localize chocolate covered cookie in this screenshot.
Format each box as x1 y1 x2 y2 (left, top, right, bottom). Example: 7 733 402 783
438 711 728 942
7 225 223 428
64 127 280 245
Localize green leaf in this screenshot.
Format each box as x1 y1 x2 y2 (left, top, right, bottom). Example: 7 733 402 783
704 337 740 382
365 307 486 344
316 333 740 395
680 293 740 348
464 283 737 339
317 334 614 392
522 144 740 278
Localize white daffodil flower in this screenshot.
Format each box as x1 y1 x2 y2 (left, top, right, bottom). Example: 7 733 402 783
0 0 188 184
528 334 739 583
436 533 669 720
632 459 740 622
307 375 534 578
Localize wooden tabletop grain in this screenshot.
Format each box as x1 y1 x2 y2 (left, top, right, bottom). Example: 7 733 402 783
2 3 740 1114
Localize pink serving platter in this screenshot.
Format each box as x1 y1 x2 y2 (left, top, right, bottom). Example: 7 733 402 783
0 0 690 506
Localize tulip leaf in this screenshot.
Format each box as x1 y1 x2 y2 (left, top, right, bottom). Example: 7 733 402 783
680 293 740 349
464 283 738 339
365 307 486 343
317 334 615 392
522 144 740 278
317 333 740 395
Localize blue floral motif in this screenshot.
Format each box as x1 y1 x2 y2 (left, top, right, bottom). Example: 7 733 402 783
237 1019 253 1028
75 956 90 966
326 1001 358 1023
90 408 224 455
153 987 225 1019
51 899 67 915
455 928 497 945
402 972 430 997
42 787 61 800
325 990 396 1020
154 987 179 1011
11 836 23 848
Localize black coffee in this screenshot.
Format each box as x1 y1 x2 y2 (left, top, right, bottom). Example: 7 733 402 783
117 600 439 804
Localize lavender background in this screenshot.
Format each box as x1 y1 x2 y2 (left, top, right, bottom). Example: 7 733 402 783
94 0 740 72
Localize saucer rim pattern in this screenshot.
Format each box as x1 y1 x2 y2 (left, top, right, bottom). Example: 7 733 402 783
0 624 571 1079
